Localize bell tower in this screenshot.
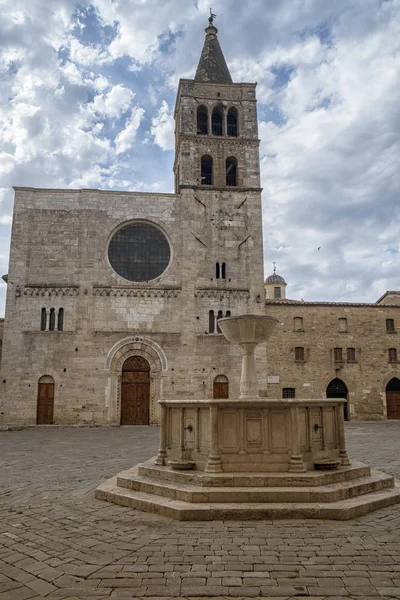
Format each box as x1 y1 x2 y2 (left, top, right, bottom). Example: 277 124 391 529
174 15 261 192
174 14 265 347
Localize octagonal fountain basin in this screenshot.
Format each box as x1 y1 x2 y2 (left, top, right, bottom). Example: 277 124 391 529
218 314 279 345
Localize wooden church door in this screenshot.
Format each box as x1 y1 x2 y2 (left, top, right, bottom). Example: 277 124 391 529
121 356 150 425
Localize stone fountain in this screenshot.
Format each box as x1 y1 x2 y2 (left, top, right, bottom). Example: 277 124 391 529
96 315 400 520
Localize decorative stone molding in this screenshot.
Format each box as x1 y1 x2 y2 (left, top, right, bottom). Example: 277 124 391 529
93 287 180 299
105 336 168 425
106 336 168 372
195 288 250 300
23 286 79 297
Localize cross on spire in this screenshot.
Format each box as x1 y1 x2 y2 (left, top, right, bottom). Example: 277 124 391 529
273 262 276 273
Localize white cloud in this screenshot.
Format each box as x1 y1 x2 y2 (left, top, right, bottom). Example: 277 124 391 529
115 107 145 154
0 0 400 315
88 85 134 120
150 101 174 151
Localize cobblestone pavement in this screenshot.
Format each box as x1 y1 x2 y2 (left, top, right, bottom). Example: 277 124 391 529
1 422 400 600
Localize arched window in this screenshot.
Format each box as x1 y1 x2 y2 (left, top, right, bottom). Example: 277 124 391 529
216 262 220 279
226 310 231 317
217 310 223 333
212 106 223 136
213 375 229 399
227 107 238 136
57 308 64 332
201 155 213 185
49 308 55 331
209 310 215 334
40 308 47 331
221 262 226 279
226 156 237 186
197 105 208 135
294 317 303 331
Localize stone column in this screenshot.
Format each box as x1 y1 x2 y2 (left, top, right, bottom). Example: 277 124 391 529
289 405 306 472
337 402 351 466
205 404 223 473
240 342 259 398
155 402 167 466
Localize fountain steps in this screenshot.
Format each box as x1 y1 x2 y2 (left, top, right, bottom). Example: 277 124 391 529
137 460 371 487
95 460 400 521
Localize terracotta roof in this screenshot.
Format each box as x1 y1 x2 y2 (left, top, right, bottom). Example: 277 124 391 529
265 299 400 308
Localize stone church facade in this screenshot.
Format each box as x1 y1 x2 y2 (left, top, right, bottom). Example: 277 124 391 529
0 19 265 426
0 20 399 426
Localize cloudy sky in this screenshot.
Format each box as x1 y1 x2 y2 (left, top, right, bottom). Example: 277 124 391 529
0 0 399 315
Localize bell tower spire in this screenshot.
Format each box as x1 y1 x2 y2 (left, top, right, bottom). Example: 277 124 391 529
195 11 232 84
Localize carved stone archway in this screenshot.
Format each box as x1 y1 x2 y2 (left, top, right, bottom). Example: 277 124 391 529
105 336 168 424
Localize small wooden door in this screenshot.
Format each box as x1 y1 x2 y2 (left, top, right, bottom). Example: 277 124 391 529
386 378 400 419
121 356 150 425
37 379 54 424
387 392 400 419
213 375 229 399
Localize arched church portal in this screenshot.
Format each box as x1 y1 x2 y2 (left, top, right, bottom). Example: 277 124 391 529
121 356 150 425
326 378 349 421
386 378 400 419
106 336 168 425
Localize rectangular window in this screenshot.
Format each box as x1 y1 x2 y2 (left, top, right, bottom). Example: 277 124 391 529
389 348 398 363
334 347 343 362
386 319 395 333
338 318 348 332
282 388 296 398
295 347 305 362
347 347 356 362
274 287 281 299
294 317 303 331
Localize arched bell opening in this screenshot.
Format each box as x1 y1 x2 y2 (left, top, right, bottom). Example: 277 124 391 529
197 105 208 135
212 106 223 136
226 156 238 186
201 154 213 185
227 107 238 136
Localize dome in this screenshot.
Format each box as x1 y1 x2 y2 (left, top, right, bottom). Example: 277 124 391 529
265 272 286 285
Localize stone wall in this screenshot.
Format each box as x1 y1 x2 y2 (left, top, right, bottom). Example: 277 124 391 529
264 301 400 420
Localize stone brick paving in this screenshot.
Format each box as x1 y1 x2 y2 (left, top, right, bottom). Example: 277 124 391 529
1 422 400 599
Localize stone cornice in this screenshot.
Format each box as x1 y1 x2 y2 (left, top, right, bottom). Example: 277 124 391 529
93 287 181 298
265 299 400 308
22 286 79 297
179 134 260 145
195 288 250 299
